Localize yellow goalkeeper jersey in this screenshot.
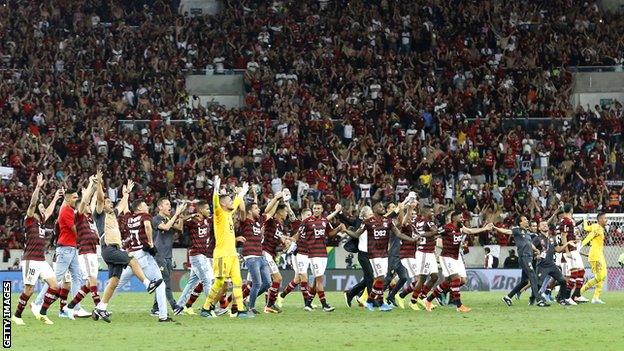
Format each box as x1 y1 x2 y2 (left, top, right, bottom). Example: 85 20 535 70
212 193 242 258
582 221 605 262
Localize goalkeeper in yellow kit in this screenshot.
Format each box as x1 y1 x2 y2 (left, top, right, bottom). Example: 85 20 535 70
580 212 607 304
201 176 253 318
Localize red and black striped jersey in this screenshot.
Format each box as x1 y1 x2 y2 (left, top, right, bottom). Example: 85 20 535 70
399 221 417 259
262 217 286 258
119 212 132 249
416 218 437 253
23 216 47 261
363 216 395 259
240 215 265 257
126 213 152 252
299 216 333 258
440 222 464 259
76 212 98 255
184 217 211 257
559 217 576 251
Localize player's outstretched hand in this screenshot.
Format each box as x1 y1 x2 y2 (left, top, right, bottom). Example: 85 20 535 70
176 202 188 215
335 203 342 213
126 179 135 193
36 173 45 188
213 175 221 192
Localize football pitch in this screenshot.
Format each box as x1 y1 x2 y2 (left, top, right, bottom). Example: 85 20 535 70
9 292 624 351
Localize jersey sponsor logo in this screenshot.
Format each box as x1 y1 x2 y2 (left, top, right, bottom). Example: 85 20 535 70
313 228 325 238
198 227 209 238
453 234 464 244
252 225 262 236
373 229 387 238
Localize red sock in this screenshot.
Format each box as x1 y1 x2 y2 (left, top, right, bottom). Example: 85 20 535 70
220 295 229 309
15 292 31 318
300 281 311 302
68 285 90 309
427 281 449 302
575 271 585 290
267 281 280 306
419 283 433 299
401 281 415 298
367 279 385 304
39 288 59 315
242 281 251 299
186 283 204 307
281 280 298 298
58 288 69 311
411 284 423 301
318 290 327 305
450 277 462 305
90 285 100 305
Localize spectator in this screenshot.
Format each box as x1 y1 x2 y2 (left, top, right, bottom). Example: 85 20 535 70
504 249 520 269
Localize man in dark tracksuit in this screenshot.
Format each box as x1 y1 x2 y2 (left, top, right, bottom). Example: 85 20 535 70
151 199 186 314
384 233 409 307
341 211 374 307
493 215 549 307
533 221 574 305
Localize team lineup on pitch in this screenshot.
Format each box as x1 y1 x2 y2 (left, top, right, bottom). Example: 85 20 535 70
11 171 610 329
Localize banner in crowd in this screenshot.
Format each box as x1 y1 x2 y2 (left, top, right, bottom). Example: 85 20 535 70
2 268 622 293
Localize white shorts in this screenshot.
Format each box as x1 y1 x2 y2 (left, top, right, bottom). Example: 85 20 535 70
565 251 584 270
293 254 310 275
52 261 72 283
415 251 438 276
559 262 570 277
79 253 99 279
22 260 55 286
400 258 419 278
370 257 388 278
262 251 280 275
310 257 327 277
440 256 466 278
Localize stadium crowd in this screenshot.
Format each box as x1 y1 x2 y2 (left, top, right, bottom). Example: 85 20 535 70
1 0 624 254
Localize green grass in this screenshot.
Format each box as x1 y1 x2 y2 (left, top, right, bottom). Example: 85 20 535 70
9 292 624 351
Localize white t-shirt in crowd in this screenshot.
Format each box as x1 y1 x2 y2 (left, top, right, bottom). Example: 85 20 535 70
122 141 134 158
253 148 263 163
343 124 353 139
359 183 372 198
271 177 283 194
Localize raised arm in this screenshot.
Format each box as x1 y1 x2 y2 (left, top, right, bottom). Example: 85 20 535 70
326 203 342 221
43 188 64 222
78 174 97 214
158 203 187 231
463 223 495 235
116 179 134 213
27 173 45 218
263 191 283 218
232 181 249 214
95 175 105 214
490 224 512 235
212 175 221 211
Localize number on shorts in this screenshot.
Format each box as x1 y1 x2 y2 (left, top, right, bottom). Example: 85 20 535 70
28 268 36 276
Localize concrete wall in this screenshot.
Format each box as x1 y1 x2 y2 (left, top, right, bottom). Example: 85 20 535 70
600 0 624 12
185 74 244 95
178 0 222 16
573 72 624 93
